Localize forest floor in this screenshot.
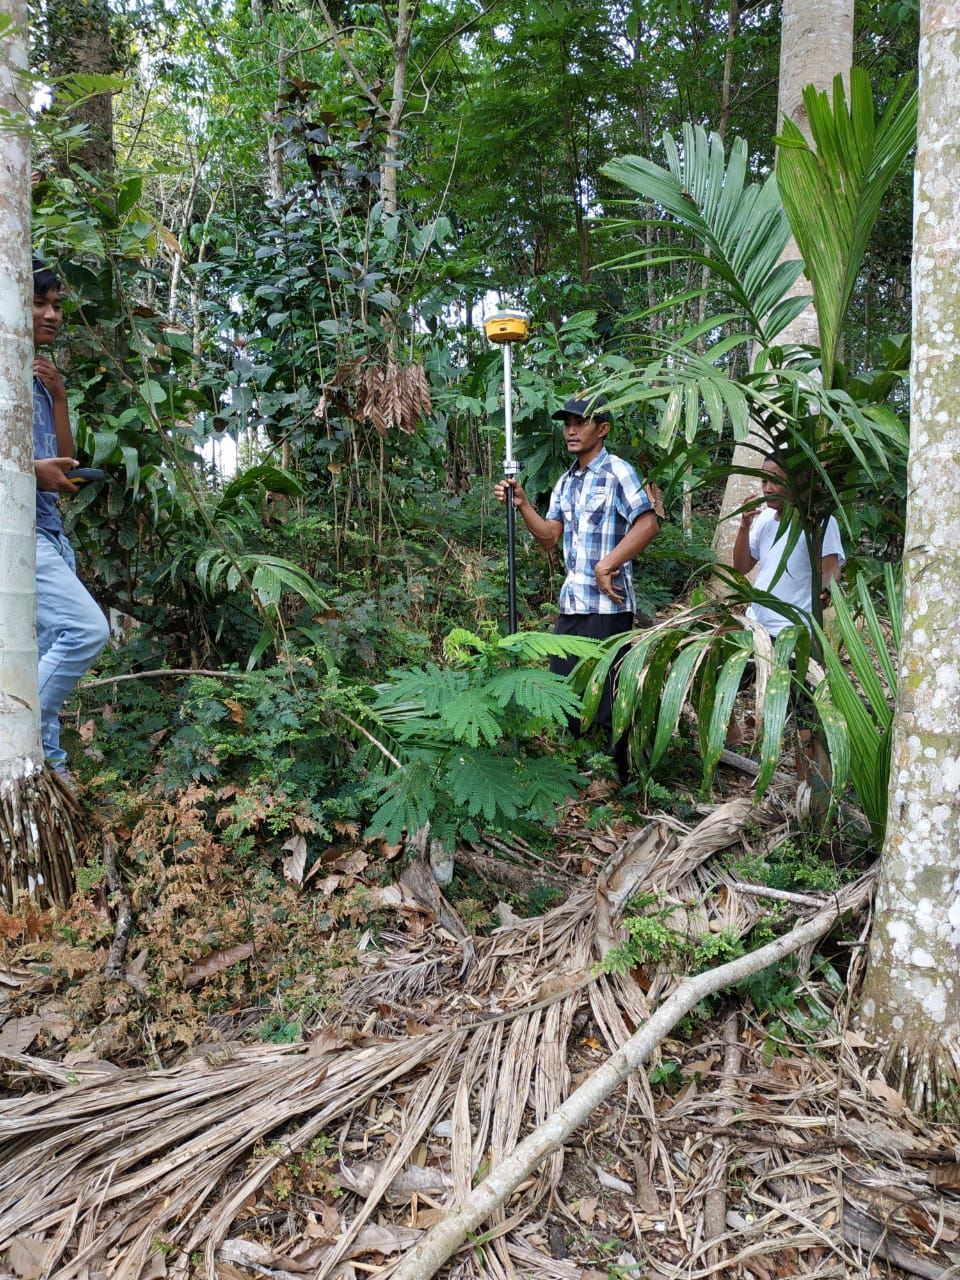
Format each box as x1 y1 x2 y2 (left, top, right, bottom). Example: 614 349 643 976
1 757 959 1280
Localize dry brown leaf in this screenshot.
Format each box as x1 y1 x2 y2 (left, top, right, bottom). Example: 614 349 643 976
306 1025 353 1055
182 943 254 989
312 874 342 896
412 1206 444 1228
142 1252 167 1279
6 1234 46 1280
339 1160 450 1204
0 1015 43 1055
645 482 666 518
866 1078 908 1113
281 834 307 885
684 1053 719 1076
336 1223 421 1258
578 1195 599 1224
932 1164 960 1190
220 1239 308 1275
336 849 369 875
301 1206 340 1240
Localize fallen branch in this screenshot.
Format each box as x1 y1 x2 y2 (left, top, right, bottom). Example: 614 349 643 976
79 668 252 689
843 1203 951 1280
390 871 875 1280
102 829 136 985
704 1010 742 1265
730 881 827 908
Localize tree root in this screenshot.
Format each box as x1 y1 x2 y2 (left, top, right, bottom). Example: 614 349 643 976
391 871 875 1280
0 765 83 908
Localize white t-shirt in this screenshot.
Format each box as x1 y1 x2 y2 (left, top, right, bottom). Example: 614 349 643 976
745 508 845 638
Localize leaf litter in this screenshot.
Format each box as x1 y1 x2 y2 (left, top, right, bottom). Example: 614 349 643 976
1 792 959 1279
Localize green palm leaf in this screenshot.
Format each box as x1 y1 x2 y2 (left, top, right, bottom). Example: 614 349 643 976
755 664 793 797
648 639 712 771
815 573 899 840
776 69 917 387
701 642 754 784
603 124 804 343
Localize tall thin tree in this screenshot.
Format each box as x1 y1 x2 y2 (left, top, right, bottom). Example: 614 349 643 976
712 0 853 567
0 2 82 905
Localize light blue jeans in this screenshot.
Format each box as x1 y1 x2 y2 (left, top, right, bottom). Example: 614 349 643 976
36 531 110 770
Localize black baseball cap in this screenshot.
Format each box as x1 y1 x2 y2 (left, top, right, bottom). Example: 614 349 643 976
551 394 611 424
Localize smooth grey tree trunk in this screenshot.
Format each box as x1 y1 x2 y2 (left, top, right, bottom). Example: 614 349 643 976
0 6 82 905
712 0 853 568
859 0 960 1117
0 0 41 777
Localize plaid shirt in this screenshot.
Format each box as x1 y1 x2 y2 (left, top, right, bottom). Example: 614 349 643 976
546 448 652 615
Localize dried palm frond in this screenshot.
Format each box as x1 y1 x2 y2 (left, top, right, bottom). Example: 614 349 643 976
0 805 917 1280
356 358 432 435
0 767 83 908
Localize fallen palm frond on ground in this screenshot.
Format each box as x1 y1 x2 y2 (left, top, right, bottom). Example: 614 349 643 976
1 799 959 1280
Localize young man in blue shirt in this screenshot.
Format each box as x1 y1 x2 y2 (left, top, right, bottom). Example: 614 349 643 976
32 261 109 774
495 395 659 776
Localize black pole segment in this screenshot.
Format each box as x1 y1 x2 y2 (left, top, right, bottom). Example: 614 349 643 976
506 492 518 635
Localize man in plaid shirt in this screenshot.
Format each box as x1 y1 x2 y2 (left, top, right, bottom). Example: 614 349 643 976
495 394 659 778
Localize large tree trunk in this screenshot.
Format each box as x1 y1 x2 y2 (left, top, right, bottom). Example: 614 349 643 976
45 0 116 174
859 0 960 1118
712 0 853 568
1 11 82 905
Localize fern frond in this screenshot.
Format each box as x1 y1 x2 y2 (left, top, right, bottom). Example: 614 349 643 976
438 690 503 747
498 630 605 664
514 756 586 820
364 759 437 845
372 665 467 719
483 669 582 725
447 751 523 823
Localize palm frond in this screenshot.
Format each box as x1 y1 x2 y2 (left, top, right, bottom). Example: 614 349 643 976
815 571 899 840
603 124 804 343
776 69 917 386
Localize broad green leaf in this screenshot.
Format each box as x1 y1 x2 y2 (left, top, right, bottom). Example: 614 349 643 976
755 665 793 797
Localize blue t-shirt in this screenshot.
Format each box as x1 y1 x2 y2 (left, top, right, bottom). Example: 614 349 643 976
34 377 63 536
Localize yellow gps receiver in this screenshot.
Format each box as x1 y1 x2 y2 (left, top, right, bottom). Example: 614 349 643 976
483 311 530 344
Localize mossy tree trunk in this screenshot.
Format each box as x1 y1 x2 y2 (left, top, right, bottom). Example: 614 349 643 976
0 5 82 907
859 0 960 1116
44 0 116 175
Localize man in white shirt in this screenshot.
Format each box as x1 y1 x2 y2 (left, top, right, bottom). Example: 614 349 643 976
730 454 843 795
733 457 845 633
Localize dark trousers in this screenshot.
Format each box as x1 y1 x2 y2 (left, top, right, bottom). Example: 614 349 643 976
550 612 635 779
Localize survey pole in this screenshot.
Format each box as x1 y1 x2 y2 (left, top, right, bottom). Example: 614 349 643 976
483 310 530 634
